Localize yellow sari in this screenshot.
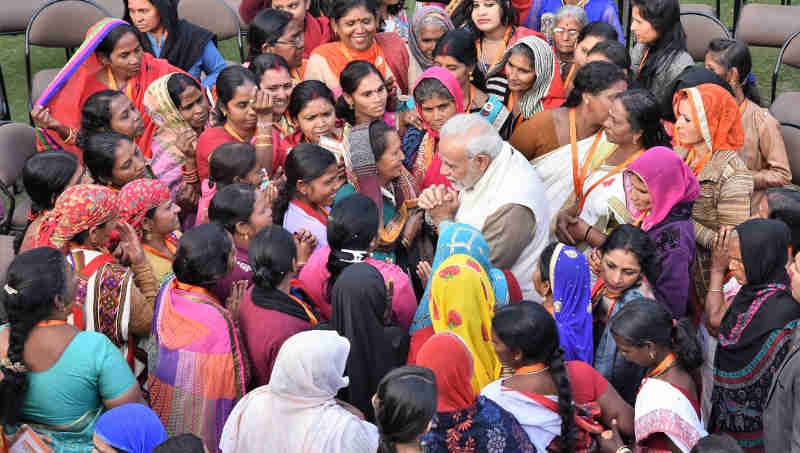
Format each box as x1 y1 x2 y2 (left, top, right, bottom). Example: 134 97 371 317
430 254 501 393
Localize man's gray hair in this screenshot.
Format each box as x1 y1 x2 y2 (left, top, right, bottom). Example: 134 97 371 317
554 5 589 28
439 114 503 159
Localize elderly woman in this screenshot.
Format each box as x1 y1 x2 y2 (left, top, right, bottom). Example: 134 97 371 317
551 6 588 87
408 6 454 86
705 220 800 452
522 0 623 46
486 36 566 134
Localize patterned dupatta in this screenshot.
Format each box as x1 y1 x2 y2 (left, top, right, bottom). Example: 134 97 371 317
147 279 247 453
343 123 418 247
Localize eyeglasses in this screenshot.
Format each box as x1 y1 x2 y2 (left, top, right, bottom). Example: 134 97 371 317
552 27 580 38
275 37 304 48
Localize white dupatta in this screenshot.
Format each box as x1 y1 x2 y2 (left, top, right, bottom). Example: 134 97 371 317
635 378 707 453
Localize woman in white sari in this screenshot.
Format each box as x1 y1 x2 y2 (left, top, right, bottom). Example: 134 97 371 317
553 89 672 249
599 298 706 453
529 62 627 222
219 330 379 453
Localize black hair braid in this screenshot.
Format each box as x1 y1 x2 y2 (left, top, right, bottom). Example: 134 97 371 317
549 347 575 453
673 317 703 371
377 437 398 453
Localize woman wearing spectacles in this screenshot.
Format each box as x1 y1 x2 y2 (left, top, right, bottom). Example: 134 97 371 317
248 9 310 81
551 6 587 89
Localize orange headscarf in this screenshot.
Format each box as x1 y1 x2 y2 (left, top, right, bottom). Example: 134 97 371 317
416 331 476 412
673 83 744 154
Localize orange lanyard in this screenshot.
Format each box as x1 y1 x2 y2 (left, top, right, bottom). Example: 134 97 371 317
684 147 713 176
569 108 604 199
107 66 133 100
633 210 648 227
647 352 676 378
36 319 68 327
739 100 747 115
288 293 318 325
174 280 218 301
507 91 516 112
224 123 248 142
465 85 475 112
564 63 577 89
339 42 388 78
577 150 643 213
477 26 512 71
637 48 650 75
515 363 547 375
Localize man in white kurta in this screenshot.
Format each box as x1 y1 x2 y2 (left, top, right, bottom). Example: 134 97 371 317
419 114 551 300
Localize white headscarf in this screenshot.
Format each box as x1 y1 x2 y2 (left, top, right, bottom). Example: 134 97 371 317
486 35 556 118
219 331 379 453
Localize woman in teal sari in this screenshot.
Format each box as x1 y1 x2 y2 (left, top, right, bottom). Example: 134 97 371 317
0 247 142 453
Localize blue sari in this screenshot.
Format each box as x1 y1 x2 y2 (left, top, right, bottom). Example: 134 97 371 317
550 244 593 364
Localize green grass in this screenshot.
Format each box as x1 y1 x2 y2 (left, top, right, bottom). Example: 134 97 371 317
1 1 798 123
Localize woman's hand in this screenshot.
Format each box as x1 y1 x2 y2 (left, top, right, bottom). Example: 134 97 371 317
711 227 733 274
589 249 602 275
225 280 248 322
401 210 424 246
595 419 626 453
416 261 432 287
400 108 422 131
30 106 63 130
252 89 273 119
114 221 147 267
175 183 200 212
293 229 317 265
555 204 580 245
175 128 199 159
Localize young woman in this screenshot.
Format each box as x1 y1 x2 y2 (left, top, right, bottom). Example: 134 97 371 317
243 0 333 60
402 67 461 190
208 183 278 301
337 120 422 267
430 30 513 137
550 6 588 85
124 0 225 86
17 151 90 254
297 193 418 327
148 224 250 453
600 299 706 453
330 262 410 421
276 80 344 157
533 242 593 363
248 9 305 81
408 221 520 362
336 60 398 130
705 38 791 213
573 21 619 69
274 143 339 251
93 403 167 453
219 330 379 453
555 89 672 249
305 0 411 94
195 66 279 181
630 0 693 116
238 226 318 387
0 248 143 452
417 332 537 453
82 132 148 191
586 39 631 72
31 19 182 158
624 147 699 318
524 62 626 217
31 184 157 377
673 83 753 302
523 0 622 46
485 36 566 132
483 301 634 453
590 224 657 404
374 366 438 453
196 142 262 225
251 53 297 140
408 5 454 85
117 178 181 288
144 73 209 202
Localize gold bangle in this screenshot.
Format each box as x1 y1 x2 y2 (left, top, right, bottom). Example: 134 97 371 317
709 288 723 293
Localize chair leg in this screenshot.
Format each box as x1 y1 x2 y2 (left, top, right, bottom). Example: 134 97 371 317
626 0 633 49
0 65 9 122
733 0 744 34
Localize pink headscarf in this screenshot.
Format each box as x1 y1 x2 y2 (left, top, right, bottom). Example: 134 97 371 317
413 67 464 139
625 147 700 231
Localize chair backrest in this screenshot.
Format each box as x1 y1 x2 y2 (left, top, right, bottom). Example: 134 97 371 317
772 30 800 102
0 123 37 186
178 0 241 41
94 0 125 18
779 123 800 186
735 3 800 48
680 12 731 61
221 0 246 27
0 0 49 35
26 0 112 49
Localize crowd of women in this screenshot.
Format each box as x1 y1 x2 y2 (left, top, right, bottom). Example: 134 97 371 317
1 0 799 452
